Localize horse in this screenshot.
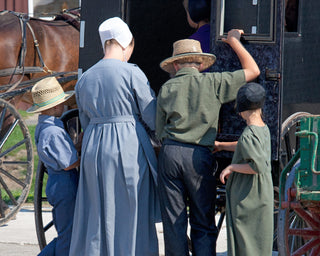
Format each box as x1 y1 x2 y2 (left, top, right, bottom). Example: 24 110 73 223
0 10 80 110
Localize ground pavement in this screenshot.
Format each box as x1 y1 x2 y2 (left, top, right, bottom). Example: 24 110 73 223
0 204 228 256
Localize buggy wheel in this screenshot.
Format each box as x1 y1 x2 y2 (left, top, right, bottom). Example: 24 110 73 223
275 112 310 251
277 164 320 255
0 98 33 226
34 109 80 249
279 112 311 169
34 161 52 250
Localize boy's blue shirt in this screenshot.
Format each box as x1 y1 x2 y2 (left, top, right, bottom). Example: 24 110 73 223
35 115 78 175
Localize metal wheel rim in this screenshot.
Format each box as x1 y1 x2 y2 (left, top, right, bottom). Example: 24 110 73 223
280 112 311 169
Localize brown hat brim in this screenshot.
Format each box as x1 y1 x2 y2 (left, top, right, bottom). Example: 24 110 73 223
160 52 216 74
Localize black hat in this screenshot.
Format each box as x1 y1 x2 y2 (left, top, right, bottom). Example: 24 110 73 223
236 83 266 113
188 0 211 23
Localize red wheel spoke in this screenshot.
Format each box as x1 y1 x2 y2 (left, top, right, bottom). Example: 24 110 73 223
288 228 320 238
310 242 320 256
292 238 320 256
295 208 320 230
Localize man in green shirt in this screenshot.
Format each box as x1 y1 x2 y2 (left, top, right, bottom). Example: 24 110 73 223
156 29 260 256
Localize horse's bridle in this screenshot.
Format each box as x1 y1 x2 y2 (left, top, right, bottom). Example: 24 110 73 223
0 10 50 92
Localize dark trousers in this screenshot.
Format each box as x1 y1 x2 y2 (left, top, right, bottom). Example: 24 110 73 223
38 170 79 256
158 139 218 256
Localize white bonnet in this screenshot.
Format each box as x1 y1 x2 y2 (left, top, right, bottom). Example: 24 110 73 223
98 17 133 52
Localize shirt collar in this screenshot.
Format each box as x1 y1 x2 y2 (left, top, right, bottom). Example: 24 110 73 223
38 115 64 129
175 67 200 77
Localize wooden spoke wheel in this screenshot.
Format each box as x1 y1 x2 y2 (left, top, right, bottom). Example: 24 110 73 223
0 98 33 226
278 165 320 255
34 109 80 249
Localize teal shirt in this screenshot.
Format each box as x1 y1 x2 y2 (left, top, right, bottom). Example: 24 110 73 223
156 67 246 150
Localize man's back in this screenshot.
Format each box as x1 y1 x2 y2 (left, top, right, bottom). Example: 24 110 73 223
156 67 245 149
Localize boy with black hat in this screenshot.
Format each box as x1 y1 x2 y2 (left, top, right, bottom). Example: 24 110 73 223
156 29 260 255
217 82 273 256
27 77 81 256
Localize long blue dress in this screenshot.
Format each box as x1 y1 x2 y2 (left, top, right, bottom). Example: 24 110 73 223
69 59 160 256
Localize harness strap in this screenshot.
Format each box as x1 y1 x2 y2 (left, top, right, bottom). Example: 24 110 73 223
4 11 52 92
26 22 49 71
0 67 44 77
6 13 28 92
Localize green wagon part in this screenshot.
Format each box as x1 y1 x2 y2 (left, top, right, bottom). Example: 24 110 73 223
278 115 320 256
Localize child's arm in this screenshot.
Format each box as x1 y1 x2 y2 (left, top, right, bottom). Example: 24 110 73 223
64 132 83 171
65 158 80 171
214 141 237 153
219 163 257 184
222 29 260 82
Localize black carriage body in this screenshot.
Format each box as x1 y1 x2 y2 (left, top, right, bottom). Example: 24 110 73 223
282 1 320 119
78 0 320 178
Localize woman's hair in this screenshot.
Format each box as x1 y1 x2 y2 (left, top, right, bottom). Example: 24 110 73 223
184 0 211 23
104 37 135 50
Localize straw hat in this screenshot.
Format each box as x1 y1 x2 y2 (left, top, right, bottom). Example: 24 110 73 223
160 39 216 74
99 17 133 52
27 77 75 113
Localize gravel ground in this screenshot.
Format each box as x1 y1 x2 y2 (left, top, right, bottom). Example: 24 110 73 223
24 113 38 126
0 204 228 256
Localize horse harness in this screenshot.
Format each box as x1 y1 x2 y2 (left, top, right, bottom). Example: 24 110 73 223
0 10 79 94
0 10 53 92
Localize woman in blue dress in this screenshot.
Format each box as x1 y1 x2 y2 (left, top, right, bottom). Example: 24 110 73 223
69 17 160 256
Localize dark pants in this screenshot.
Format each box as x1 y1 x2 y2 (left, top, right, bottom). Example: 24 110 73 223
38 169 79 256
158 139 218 256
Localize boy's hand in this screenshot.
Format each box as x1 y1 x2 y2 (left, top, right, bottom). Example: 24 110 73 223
220 166 233 184
213 141 222 154
222 29 244 44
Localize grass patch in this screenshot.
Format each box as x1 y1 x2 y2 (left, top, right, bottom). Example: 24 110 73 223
26 124 42 203
2 124 36 156
18 110 31 119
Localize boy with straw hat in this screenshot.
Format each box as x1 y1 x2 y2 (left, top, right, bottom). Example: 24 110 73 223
27 77 81 256
156 29 260 255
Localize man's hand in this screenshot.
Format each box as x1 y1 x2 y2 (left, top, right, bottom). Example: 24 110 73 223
222 29 244 45
221 28 260 82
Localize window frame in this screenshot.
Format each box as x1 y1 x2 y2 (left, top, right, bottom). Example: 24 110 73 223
215 0 277 43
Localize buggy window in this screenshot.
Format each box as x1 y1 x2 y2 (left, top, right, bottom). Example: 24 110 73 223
216 0 276 43
285 0 299 32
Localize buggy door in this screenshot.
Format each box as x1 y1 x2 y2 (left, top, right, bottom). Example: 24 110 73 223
211 0 282 165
